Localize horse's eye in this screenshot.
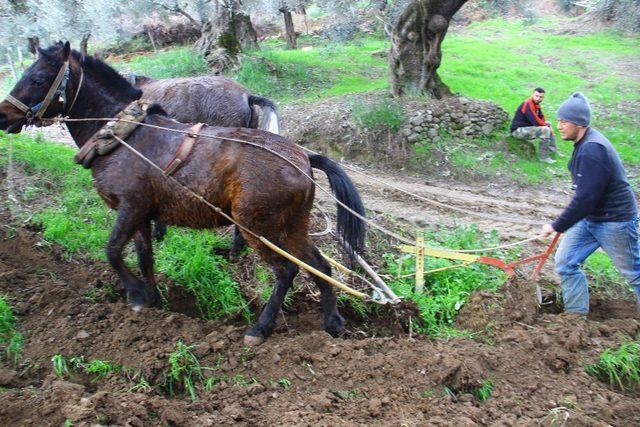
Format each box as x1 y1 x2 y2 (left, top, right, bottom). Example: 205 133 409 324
30 75 47 87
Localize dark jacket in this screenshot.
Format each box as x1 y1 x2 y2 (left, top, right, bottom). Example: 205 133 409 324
510 98 548 132
552 128 637 233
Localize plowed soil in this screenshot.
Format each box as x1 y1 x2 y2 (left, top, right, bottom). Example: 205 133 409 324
1 204 639 426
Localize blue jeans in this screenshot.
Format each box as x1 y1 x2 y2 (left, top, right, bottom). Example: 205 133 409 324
555 217 640 314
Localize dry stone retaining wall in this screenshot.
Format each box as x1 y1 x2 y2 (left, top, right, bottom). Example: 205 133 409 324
401 97 510 144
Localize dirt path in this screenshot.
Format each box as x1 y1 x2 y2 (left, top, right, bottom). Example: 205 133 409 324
314 165 567 241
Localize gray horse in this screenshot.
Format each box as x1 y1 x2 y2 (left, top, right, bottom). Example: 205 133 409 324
129 74 280 134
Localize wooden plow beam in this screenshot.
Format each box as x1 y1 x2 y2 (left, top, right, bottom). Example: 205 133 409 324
400 231 561 300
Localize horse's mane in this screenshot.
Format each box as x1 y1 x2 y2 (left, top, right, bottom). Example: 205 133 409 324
39 43 143 101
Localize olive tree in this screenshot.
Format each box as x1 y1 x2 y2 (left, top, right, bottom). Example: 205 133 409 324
388 0 468 98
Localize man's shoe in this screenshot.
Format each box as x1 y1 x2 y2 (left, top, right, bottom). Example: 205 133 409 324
541 157 556 164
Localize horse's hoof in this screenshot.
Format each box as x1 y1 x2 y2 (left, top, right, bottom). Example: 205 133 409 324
324 313 345 337
243 335 265 346
131 304 144 313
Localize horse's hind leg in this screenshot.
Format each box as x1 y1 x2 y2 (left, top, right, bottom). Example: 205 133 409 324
302 244 344 337
133 221 162 308
229 226 247 261
244 253 298 346
106 207 150 309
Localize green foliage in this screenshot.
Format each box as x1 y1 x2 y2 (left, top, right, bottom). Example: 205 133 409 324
235 35 388 102
352 100 405 132
82 359 122 381
278 378 292 390
0 134 250 322
474 378 494 401
114 47 209 79
583 250 629 298
0 295 23 365
155 229 251 321
585 341 640 391
51 354 70 379
164 341 204 401
235 55 330 101
440 19 640 169
383 225 510 336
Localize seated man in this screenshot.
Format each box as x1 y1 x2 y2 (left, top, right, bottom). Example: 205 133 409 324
510 87 559 164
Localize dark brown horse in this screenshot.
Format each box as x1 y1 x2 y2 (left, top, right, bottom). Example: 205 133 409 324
0 42 365 345
126 74 281 248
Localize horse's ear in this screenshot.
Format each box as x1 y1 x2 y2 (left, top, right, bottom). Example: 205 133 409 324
62 41 71 61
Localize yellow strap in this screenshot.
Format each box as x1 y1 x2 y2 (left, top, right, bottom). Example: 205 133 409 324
400 245 480 262
320 251 352 275
259 237 370 300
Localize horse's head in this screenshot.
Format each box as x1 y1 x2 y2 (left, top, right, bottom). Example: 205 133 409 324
0 41 72 133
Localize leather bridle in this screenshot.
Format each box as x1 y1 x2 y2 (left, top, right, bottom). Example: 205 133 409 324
3 59 84 128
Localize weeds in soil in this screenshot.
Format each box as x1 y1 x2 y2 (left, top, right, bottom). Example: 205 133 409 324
51 354 125 382
0 295 23 365
383 225 511 336
278 378 292 390
474 378 494 402
79 358 122 382
332 389 358 400
51 354 70 378
585 341 640 391
163 341 206 401
583 250 630 299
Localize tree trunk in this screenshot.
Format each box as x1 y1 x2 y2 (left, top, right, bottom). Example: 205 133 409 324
80 33 91 56
6 49 17 81
27 36 40 58
299 6 309 34
388 0 468 98
195 1 259 74
280 7 297 49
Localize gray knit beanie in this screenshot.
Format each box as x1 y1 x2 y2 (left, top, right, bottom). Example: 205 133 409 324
557 92 591 126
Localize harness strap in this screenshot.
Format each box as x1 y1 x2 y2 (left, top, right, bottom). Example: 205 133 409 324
66 65 84 115
5 94 31 114
74 100 150 169
35 61 69 120
164 123 204 176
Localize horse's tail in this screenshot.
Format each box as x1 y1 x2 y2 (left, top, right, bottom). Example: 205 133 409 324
308 154 365 258
249 95 281 135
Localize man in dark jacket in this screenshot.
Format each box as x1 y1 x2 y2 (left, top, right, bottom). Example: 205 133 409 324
510 87 559 163
541 92 640 315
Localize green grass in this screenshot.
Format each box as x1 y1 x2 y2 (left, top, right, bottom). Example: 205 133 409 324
112 47 209 79
583 250 631 298
352 99 405 132
439 18 640 171
585 341 640 391
474 378 494 402
163 341 205 401
235 35 388 101
0 295 23 364
383 225 511 336
0 133 249 321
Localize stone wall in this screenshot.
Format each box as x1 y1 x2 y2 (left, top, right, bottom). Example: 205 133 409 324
401 96 510 144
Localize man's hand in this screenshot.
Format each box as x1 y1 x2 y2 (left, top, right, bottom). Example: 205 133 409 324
541 223 556 237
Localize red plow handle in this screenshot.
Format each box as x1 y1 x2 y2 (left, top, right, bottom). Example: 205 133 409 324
477 233 561 280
